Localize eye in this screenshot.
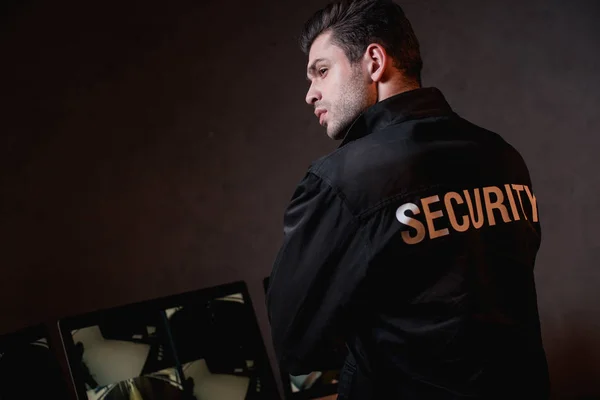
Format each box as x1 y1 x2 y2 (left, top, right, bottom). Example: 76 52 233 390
319 68 328 77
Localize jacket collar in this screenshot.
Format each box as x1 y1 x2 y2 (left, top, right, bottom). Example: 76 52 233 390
339 87 454 148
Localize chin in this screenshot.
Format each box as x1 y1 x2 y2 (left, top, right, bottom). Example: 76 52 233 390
324 124 339 140
326 120 351 141
326 128 341 140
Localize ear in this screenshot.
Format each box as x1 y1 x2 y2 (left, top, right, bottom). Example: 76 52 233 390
363 43 389 83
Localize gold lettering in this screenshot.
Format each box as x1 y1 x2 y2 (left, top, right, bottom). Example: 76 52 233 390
444 191 470 232
504 184 520 221
511 184 527 220
421 195 450 239
524 185 539 222
483 186 511 226
463 188 484 229
396 203 426 245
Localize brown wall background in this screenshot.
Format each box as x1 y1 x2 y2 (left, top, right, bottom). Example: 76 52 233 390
1 0 599 398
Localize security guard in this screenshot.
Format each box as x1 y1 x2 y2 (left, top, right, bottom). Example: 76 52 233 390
266 0 550 398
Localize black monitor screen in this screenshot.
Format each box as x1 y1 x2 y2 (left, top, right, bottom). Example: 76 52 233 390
60 281 279 400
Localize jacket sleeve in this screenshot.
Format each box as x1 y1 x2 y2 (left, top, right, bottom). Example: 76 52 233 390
266 171 369 376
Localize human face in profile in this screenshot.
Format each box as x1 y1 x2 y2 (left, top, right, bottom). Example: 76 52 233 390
305 31 376 140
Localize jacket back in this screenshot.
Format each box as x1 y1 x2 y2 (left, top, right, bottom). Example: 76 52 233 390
266 88 549 399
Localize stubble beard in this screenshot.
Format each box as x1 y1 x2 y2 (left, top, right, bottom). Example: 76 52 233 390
326 69 377 140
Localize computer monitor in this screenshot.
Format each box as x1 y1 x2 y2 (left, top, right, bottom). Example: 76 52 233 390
60 281 279 400
0 323 71 399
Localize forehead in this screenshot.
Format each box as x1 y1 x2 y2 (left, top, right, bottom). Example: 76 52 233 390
307 31 348 70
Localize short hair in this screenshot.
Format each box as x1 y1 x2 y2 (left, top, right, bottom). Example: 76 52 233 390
299 0 423 84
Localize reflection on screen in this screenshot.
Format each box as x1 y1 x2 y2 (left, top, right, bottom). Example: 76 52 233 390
62 282 278 400
70 311 186 400
289 370 339 393
166 294 262 399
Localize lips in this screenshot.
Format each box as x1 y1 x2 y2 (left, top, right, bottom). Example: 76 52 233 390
315 109 327 125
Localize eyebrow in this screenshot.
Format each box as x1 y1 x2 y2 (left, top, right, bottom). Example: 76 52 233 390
306 58 327 81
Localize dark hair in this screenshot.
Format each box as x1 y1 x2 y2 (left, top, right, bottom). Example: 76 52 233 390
299 0 423 84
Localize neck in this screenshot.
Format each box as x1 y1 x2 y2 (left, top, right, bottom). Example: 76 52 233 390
377 79 421 102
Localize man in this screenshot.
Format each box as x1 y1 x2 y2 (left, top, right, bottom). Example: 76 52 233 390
266 0 550 398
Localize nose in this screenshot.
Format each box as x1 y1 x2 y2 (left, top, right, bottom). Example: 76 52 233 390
305 82 321 106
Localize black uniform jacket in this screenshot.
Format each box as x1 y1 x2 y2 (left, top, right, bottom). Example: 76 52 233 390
267 87 550 399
